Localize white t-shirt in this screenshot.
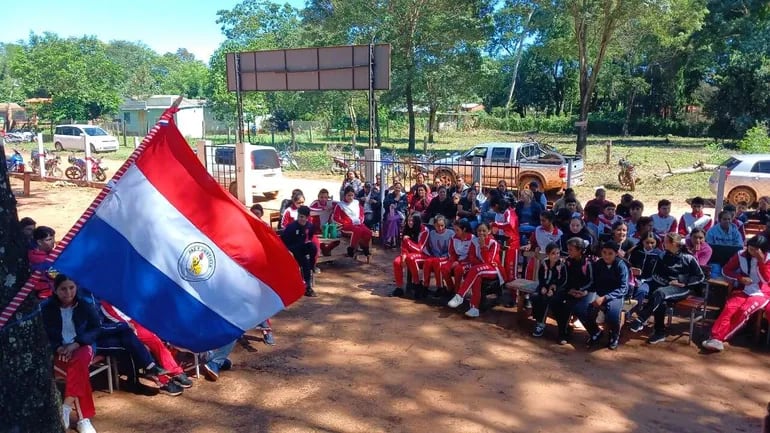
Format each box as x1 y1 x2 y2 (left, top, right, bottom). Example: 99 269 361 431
60 307 76 344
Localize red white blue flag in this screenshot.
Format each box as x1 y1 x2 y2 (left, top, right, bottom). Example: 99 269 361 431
44 108 304 351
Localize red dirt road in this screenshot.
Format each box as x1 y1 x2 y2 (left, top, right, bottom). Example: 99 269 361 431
9 176 769 433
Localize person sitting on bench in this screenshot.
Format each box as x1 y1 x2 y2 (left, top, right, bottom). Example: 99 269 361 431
281 206 318 297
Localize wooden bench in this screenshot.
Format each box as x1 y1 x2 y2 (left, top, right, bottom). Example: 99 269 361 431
744 220 766 237
505 279 538 322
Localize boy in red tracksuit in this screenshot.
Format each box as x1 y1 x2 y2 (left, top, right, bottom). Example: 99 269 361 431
391 213 430 297
702 235 770 352
447 223 503 318
490 198 520 282
441 219 476 293
100 302 192 394
678 196 712 236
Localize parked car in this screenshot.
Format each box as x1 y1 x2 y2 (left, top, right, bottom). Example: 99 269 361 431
430 141 584 194
709 154 770 206
205 144 283 200
54 125 119 153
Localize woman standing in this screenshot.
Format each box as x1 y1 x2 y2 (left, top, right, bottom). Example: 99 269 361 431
333 186 373 258
41 274 101 433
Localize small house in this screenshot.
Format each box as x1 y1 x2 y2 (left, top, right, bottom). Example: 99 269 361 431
120 95 206 138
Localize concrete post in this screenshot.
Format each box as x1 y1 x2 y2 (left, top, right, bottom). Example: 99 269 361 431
83 135 92 182
195 140 209 168
235 141 250 206
472 156 482 185
134 137 140 149
715 166 727 213
36 133 45 177
364 148 381 185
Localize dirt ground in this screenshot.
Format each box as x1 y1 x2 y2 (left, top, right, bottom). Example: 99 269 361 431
8 174 770 433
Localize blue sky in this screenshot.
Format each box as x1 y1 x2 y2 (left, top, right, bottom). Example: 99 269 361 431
0 0 306 62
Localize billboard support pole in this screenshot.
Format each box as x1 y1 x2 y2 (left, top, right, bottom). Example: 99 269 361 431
368 42 376 150
235 53 245 144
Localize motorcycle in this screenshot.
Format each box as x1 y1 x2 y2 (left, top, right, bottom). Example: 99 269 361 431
65 154 108 182
618 156 638 191
30 150 63 177
5 148 25 173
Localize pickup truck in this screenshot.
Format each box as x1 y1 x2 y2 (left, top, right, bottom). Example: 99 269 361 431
431 141 584 195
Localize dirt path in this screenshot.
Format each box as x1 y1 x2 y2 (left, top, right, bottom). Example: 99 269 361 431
9 175 769 433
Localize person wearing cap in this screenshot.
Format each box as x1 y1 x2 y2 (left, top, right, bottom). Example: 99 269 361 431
281 206 318 297
578 239 629 350
529 181 548 209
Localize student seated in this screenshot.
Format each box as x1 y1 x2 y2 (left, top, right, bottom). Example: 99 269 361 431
333 186 373 258
20 216 36 250
531 243 567 337
616 193 634 219
281 206 318 297
651 199 677 237
629 232 705 344
421 215 455 299
489 197 520 281
748 196 770 225
339 170 362 198
626 232 663 317
702 235 770 352
29 226 57 299
447 223 503 318
685 227 712 266
441 219 476 295
391 213 430 297
678 196 712 236
579 240 629 350
560 216 594 256
706 210 744 248
41 274 101 433
383 182 408 248
424 186 456 223
550 237 594 344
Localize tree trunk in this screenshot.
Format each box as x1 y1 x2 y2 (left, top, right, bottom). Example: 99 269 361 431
406 82 416 152
505 8 535 115
427 104 437 143
0 142 64 432
622 92 636 136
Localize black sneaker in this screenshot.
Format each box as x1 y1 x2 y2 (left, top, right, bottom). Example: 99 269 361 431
608 333 620 350
305 287 317 297
389 288 405 297
362 246 371 256
160 381 183 396
585 331 604 348
346 247 355 257
220 359 232 371
414 284 426 300
145 364 170 377
648 332 666 345
628 318 644 333
173 373 193 388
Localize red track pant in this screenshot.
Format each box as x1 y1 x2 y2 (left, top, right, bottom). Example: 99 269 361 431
393 253 427 287
442 261 472 293
503 249 519 282
422 257 449 288
457 264 501 308
341 224 372 249
711 292 770 341
55 345 95 419
135 322 183 384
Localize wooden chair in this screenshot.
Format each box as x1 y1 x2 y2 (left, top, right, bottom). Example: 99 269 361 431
54 353 116 394
744 220 766 238
269 211 281 231
665 268 726 344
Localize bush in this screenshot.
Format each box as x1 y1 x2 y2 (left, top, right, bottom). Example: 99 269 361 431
737 123 770 153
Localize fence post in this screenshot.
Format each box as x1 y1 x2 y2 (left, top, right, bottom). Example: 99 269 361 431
715 166 727 213
83 135 93 182
309 125 313 144
380 163 386 233
605 141 612 165
23 172 31 197
36 133 45 177
567 160 573 189
133 137 140 149
195 140 209 168
364 148 380 185
472 156 483 186
423 136 427 153
235 141 250 206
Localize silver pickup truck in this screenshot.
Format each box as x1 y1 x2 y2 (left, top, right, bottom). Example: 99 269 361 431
431 141 584 194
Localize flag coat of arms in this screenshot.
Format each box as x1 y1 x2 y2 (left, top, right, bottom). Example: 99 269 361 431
41 108 305 352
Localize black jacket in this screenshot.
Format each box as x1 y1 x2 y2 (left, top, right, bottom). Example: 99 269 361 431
651 250 704 289
41 296 101 352
565 256 594 292
281 221 316 251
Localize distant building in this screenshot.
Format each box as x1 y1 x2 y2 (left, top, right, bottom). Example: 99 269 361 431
120 95 207 138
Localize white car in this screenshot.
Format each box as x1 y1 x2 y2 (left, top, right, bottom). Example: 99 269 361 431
206 144 283 200
54 124 119 153
709 154 770 205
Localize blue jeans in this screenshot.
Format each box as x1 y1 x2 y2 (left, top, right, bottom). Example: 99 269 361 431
628 281 650 316
576 293 624 337
204 341 237 374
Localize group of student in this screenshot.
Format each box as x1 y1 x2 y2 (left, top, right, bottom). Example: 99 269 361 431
383 180 770 353
19 217 274 433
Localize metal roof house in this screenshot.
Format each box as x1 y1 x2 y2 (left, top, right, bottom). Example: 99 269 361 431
119 95 206 138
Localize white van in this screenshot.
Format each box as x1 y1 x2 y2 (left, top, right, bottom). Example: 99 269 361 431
205 144 283 200
54 124 119 153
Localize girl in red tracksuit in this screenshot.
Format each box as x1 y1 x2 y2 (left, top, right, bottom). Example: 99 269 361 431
333 185 373 257
391 213 430 297
441 219 476 293
421 215 455 298
702 235 770 352
490 198 520 282
447 223 503 318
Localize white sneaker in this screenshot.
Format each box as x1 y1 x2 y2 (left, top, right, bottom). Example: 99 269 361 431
62 404 72 430
76 418 97 433
314 267 321 274
702 339 724 352
447 294 464 308
465 307 480 318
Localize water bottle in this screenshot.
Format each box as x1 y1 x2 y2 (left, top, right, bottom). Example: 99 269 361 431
322 223 329 239
330 224 338 238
